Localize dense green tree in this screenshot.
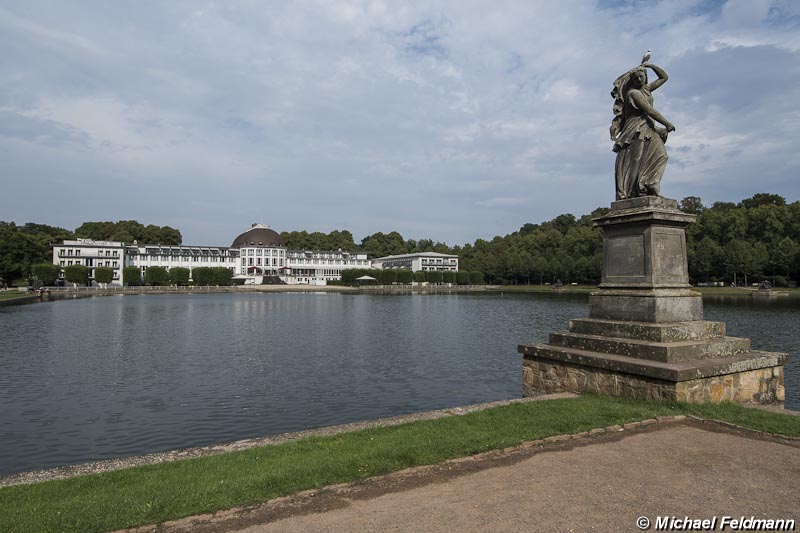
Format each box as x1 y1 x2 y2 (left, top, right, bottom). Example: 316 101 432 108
75 220 181 244
413 271 426 283
169 267 190 286
456 271 470 285
361 231 408 258
94 267 114 286
280 229 358 251
739 193 786 209
210 267 233 285
768 237 799 279
0 221 73 284
442 271 456 284
191 267 213 285
123 266 142 286
377 269 398 284
468 271 485 284
31 263 60 286
396 270 413 284
679 196 705 215
64 264 89 286
425 271 443 284
724 240 755 286
144 266 169 286
191 267 233 285
688 236 724 283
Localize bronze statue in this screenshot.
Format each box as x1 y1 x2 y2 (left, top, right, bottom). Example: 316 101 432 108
610 58 676 200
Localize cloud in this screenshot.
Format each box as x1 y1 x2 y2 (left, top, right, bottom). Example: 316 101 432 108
0 0 798 246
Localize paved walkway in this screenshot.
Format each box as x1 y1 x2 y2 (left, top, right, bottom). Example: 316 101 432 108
154 421 799 532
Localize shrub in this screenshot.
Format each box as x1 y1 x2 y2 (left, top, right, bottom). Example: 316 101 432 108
94 267 114 285
169 267 190 286
64 264 90 286
396 269 413 284
192 267 233 285
145 266 169 286
123 266 142 286
31 263 60 286
456 271 470 285
211 267 233 286
191 267 213 285
425 271 443 284
413 271 426 283
378 269 398 284
469 271 485 284
442 271 456 284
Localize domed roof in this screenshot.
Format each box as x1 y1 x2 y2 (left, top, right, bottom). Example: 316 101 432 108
231 224 285 248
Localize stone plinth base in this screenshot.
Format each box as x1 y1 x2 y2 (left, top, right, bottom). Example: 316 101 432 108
589 289 703 323
522 357 785 404
517 315 788 405
517 196 790 405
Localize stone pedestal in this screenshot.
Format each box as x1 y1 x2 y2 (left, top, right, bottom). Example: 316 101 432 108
518 196 788 404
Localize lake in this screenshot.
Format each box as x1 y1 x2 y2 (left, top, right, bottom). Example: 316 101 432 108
0 291 797 476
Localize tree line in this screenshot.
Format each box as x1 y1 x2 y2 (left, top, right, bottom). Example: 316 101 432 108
4 193 798 287
683 193 800 286
0 220 181 285
283 192 799 286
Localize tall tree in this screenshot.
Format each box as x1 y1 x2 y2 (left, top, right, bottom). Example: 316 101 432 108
94 267 114 287
64 265 89 287
679 196 705 215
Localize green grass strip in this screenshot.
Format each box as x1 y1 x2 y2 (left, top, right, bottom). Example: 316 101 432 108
0 292 33 301
1 395 798 532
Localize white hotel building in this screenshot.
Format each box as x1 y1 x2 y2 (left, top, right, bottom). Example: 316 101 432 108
371 252 459 272
52 224 405 287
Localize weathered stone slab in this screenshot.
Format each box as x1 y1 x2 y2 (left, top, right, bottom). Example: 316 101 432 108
609 196 679 211
589 289 703 323
548 332 750 363
567 318 725 342
518 343 788 383
522 357 785 404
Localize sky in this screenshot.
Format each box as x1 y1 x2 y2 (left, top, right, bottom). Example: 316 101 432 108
1 1 799 247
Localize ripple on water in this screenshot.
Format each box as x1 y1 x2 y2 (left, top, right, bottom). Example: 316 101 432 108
0 292 797 475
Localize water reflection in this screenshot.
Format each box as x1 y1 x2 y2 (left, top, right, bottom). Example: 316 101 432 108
0 292 796 476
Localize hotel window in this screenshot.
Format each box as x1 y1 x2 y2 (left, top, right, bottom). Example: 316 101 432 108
68 249 73 256
75 250 80 256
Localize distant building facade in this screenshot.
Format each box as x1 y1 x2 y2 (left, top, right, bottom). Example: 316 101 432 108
372 252 459 272
53 239 125 284
52 223 405 287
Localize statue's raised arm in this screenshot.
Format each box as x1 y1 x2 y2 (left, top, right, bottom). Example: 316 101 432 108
610 59 676 200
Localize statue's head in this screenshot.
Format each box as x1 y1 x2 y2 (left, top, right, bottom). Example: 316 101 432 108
630 67 648 88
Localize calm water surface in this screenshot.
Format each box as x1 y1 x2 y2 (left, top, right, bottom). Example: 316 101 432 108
0 292 797 475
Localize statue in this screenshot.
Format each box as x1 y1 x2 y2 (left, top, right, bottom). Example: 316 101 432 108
610 56 676 200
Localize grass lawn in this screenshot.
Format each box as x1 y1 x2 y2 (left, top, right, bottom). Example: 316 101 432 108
0 291 34 302
1 395 798 533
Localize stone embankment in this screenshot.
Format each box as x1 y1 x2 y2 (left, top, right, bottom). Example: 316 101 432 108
6 284 491 305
